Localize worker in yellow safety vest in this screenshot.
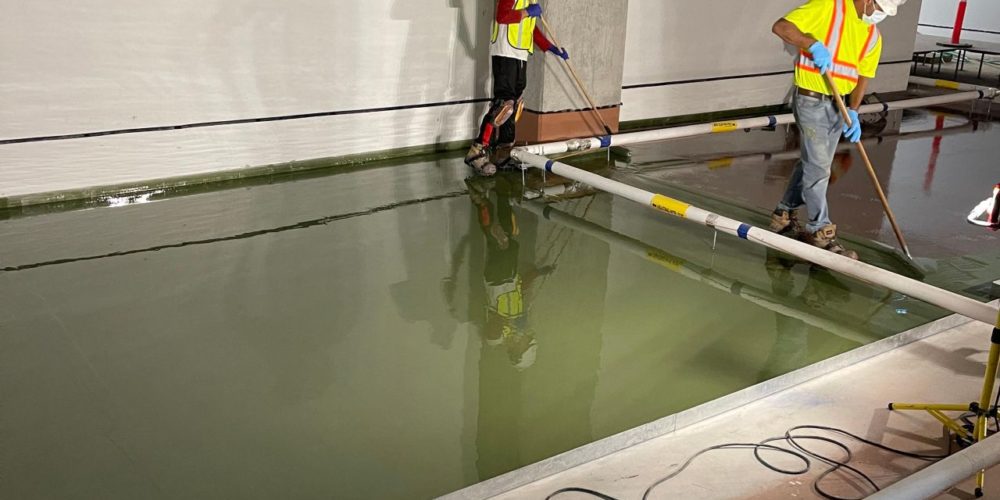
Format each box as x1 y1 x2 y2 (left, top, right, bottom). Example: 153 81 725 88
465 0 569 177
769 0 907 260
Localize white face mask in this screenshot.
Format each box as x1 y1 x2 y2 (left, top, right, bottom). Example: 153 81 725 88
863 1 888 24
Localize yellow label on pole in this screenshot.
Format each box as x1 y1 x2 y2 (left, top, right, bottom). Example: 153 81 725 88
651 194 689 218
646 250 683 272
707 158 734 169
711 121 739 133
936 79 961 90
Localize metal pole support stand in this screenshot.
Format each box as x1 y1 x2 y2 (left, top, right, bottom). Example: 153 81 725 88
888 311 1000 498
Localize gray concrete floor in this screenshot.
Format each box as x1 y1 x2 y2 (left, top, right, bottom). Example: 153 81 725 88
492 302 1000 500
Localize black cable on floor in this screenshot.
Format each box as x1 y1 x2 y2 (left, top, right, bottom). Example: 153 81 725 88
546 423 950 500
545 487 620 500
778 425 948 500
640 443 809 500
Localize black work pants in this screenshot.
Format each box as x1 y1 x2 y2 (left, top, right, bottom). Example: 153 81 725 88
477 56 527 146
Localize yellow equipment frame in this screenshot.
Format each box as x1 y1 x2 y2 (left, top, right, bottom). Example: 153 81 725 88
889 309 1000 498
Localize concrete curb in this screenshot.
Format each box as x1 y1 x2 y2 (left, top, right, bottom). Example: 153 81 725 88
440 307 993 500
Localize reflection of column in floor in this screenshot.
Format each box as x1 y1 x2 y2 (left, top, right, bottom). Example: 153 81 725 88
471 175 534 478
226 223 357 404
450 176 490 487
760 250 808 382
924 114 947 193
759 254 855 381
219 178 359 404
473 186 609 480
388 191 460 349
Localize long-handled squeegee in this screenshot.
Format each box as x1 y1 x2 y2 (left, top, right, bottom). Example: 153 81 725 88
824 72 912 258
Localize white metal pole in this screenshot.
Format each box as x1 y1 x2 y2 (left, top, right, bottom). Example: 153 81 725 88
909 75 1000 95
519 88 994 156
868 431 1000 500
511 150 1000 326
634 118 982 175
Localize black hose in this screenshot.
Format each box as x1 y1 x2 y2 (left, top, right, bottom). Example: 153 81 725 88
546 423 950 500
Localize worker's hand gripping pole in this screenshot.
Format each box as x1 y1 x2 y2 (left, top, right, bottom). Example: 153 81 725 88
823 72 913 258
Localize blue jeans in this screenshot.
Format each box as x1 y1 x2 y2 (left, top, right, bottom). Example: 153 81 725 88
777 92 845 234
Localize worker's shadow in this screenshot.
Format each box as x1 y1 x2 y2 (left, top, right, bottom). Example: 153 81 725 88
391 0 493 147
901 337 989 379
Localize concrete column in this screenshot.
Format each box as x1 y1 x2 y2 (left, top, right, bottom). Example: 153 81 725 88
517 0 629 143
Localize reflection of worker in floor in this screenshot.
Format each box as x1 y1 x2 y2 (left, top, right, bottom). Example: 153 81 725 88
760 250 852 381
769 0 907 259
468 175 608 481
466 175 554 368
464 1 569 176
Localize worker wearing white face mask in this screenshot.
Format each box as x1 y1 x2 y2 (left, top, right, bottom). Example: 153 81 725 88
768 0 906 260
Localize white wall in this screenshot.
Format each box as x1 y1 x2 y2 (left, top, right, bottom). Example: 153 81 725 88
0 0 925 201
0 1 492 143
0 1 495 200
621 0 923 121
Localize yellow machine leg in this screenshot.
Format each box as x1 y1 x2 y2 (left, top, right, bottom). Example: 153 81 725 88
888 310 1000 498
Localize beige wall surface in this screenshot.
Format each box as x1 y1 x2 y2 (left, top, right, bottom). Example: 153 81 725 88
621 0 922 120
0 1 924 199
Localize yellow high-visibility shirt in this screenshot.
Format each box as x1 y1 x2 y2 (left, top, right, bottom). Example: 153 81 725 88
492 0 538 58
784 0 883 95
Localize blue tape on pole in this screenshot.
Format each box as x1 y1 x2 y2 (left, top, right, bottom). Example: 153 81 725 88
545 159 554 173
767 115 777 127
737 224 751 240
600 135 612 148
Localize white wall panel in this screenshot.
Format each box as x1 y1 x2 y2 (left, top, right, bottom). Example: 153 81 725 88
0 1 493 139
622 0 922 121
0 1 927 200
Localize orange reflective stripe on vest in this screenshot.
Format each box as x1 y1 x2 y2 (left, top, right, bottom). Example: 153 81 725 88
796 0 859 83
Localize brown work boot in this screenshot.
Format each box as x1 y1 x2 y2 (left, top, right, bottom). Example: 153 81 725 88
465 143 497 177
769 209 801 236
806 224 859 260
490 143 515 169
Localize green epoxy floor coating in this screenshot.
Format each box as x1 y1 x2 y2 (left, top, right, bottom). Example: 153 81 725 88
0 109 997 499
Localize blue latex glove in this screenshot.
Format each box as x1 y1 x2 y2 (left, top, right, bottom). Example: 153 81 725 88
547 46 569 60
808 40 833 75
843 109 861 143
525 4 543 18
